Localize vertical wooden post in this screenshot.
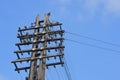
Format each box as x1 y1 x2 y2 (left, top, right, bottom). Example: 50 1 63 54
37 13 48 80
29 15 40 80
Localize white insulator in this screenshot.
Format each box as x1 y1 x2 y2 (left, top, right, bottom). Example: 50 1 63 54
33 40 37 42
34 32 37 35
41 38 45 41
43 24 46 27
39 56 42 59
35 26 38 28
32 48 36 50
40 46 44 49
42 31 45 33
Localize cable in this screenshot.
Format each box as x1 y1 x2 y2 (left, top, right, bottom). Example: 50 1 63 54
65 31 120 47
53 56 66 80
63 57 72 80
19 73 25 80
47 68 54 80
59 67 66 80
65 38 120 54
55 68 61 80
53 59 61 80
64 65 70 80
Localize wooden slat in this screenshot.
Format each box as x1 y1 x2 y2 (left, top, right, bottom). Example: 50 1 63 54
14 46 65 53
18 26 42 31
17 30 65 39
16 38 64 46
15 62 64 71
11 53 64 63
18 22 62 32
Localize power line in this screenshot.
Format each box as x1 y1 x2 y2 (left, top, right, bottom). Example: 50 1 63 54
65 38 120 54
65 31 120 47
59 67 66 80
53 59 61 80
55 68 61 80
63 57 72 80
47 68 54 80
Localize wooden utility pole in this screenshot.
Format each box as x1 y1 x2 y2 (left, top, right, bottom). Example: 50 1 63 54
29 15 40 80
11 13 65 80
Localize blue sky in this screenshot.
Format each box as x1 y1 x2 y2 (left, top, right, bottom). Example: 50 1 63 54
1 0 120 80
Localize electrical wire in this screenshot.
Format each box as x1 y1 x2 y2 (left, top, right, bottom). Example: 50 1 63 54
47 68 54 80
63 57 72 80
19 73 25 80
53 59 61 80
64 64 69 80
65 38 120 54
54 58 66 80
63 52 74 80
59 67 66 80
65 31 120 47
55 68 61 80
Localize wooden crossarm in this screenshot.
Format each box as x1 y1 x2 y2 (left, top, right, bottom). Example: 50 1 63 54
18 22 62 32
16 38 64 46
14 46 65 53
17 30 65 39
12 53 64 63
15 62 64 71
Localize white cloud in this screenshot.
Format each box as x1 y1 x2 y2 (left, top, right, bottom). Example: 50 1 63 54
51 0 120 16
58 0 70 4
83 0 100 11
104 0 120 14
50 0 72 19
50 0 120 22
83 0 120 15
50 0 70 13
